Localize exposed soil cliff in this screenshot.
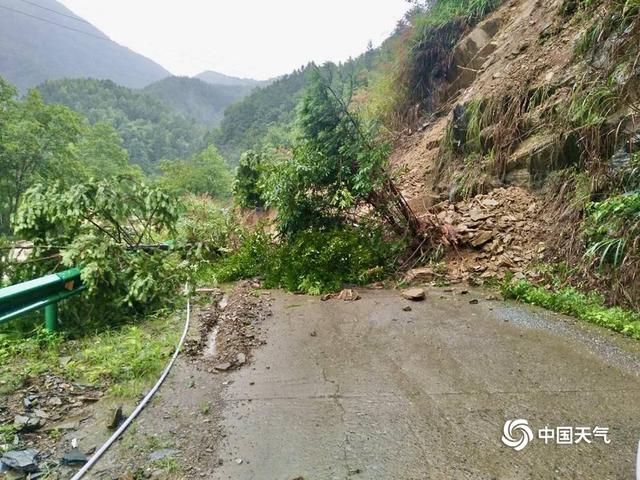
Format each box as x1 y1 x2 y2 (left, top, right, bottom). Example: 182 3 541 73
391 0 639 303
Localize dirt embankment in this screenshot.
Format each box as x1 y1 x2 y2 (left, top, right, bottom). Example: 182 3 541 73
390 0 626 282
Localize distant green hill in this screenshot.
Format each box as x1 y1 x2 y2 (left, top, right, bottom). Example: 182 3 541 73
38 78 208 172
0 0 170 91
210 65 314 164
195 70 266 87
143 76 254 127
212 51 377 165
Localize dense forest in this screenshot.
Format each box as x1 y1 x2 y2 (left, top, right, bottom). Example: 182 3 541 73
0 75 233 234
37 78 209 172
143 76 256 128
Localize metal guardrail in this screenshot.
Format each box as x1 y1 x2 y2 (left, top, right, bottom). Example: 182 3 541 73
0 268 85 332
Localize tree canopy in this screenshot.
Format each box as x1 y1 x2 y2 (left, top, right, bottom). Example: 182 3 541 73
38 78 209 172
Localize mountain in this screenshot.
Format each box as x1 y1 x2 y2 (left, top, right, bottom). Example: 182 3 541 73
38 78 208 172
143 76 255 128
0 0 170 91
195 70 266 88
211 65 314 164
212 51 377 165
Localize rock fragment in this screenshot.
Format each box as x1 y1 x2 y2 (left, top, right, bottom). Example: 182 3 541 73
236 353 246 366
14 415 43 432
1 450 39 473
401 288 426 301
337 289 360 301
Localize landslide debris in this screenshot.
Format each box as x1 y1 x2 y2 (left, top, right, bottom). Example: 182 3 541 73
437 186 548 283
184 280 272 372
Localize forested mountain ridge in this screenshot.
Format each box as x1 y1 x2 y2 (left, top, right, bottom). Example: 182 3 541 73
0 0 170 91
195 71 267 87
210 46 380 165
143 76 255 127
211 65 314 164
38 78 208 172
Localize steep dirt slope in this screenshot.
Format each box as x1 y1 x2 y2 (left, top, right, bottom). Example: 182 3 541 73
392 0 579 201
392 0 635 284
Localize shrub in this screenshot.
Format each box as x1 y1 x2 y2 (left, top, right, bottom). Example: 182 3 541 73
233 150 266 209
212 225 404 294
583 191 640 269
5 179 186 334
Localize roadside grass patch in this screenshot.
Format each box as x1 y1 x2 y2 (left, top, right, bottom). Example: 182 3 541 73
0 310 182 398
502 280 640 339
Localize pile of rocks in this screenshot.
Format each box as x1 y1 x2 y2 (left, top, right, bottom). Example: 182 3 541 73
435 187 548 283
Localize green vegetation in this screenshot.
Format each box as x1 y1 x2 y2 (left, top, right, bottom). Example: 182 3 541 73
233 150 268 209
574 0 640 55
368 0 502 126
261 70 419 237
38 78 209 172
211 64 315 164
584 191 640 269
158 146 233 199
211 69 419 294
143 76 255 127
212 55 379 165
213 225 402 294
7 178 185 330
503 280 640 339
0 79 82 232
0 76 231 240
0 78 146 233
0 310 181 397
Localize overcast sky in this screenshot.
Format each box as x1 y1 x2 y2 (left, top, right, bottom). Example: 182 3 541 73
58 1 412 80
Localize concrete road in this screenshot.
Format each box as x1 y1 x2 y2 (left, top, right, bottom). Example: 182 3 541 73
213 288 640 479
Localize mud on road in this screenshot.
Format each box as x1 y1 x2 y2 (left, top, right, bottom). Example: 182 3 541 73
88 284 639 479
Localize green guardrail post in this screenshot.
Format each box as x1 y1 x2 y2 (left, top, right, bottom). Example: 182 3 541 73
44 303 58 332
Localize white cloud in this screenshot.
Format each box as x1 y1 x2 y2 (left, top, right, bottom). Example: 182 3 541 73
58 0 411 79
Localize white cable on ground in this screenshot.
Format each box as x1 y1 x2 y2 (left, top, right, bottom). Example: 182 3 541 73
636 440 639 480
70 289 192 480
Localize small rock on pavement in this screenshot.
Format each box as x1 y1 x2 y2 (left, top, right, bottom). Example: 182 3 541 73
61 447 88 466
214 362 232 372
401 288 425 301
402 306 412 312
469 299 479 305
1 450 39 473
337 289 360 301
235 458 243 465
148 449 177 462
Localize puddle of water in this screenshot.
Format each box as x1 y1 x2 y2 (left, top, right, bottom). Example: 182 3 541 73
203 324 219 358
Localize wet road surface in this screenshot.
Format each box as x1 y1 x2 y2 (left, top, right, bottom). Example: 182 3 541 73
213 288 640 479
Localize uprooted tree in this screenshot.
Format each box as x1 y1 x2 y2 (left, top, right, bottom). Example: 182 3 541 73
6 178 190 330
